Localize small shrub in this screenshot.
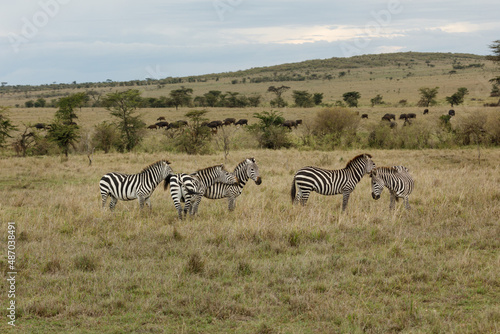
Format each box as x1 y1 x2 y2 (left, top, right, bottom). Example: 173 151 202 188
73 255 97 272
92 121 121 153
186 253 205 274
236 261 252 277
42 260 61 274
313 107 360 148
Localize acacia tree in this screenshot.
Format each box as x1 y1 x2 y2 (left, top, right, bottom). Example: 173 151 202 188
487 40 500 103
267 85 290 108
169 86 193 110
417 87 439 107
0 107 17 148
446 87 469 107
343 91 361 107
293 90 314 107
102 89 146 152
47 93 86 158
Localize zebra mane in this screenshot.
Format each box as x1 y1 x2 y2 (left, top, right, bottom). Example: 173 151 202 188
140 159 171 173
234 158 254 171
345 153 372 169
193 164 225 174
373 166 408 176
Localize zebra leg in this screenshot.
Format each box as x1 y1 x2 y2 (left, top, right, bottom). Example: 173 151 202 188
342 192 350 212
190 194 203 215
109 196 118 211
170 188 184 219
101 193 108 209
389 194 396 210
404 196 411 210
138 195 145 209
228 197 236 211
145 197 152 210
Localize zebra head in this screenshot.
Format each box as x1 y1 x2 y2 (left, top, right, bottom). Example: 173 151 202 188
370 168 384 200
159 160 174 179
246 158 262 185
363 154 376 175
214 164 239 185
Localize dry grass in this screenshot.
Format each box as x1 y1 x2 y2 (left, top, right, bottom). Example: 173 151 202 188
0 148 499 333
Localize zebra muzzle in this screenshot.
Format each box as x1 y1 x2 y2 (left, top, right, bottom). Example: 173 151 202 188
255 177 262 185
372 193 380 200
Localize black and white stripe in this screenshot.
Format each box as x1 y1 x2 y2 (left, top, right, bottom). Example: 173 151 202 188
204 158 262 211
291 154 375 211
167 164 238 219
100 160 173 210
370 165 414 210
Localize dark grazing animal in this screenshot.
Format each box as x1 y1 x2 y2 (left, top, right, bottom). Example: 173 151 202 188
155 121 169 128
448 109 455 116
147 124 158 130
235 119 248 126
423 109 429 115
291 154 376 212
223 118 236 126
157 116 166 121
282 120 297 129
399 114 407 120
407 113 416 119
361 114 368 119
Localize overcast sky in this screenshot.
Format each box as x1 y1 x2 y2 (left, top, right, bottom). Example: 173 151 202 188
1 0 499 85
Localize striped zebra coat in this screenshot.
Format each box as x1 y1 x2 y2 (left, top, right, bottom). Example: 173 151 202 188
370 166 414 210
166 164 238 219
291 154 375 211
204 158 262 211
99 160 173 210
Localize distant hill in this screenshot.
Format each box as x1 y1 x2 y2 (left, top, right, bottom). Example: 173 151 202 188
1 52 496 108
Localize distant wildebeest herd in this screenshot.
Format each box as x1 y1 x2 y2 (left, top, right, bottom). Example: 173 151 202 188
146 117 303 133
358 109 457 129
99 153 414 219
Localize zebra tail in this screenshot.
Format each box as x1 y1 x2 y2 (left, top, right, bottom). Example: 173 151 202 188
164 174 172 191
291 178 296 204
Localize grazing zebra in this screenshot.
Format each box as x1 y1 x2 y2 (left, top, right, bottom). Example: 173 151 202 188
100 160 173 211
291 154 375 211
204 158 262 211
166 164 238 219
370 166 414 210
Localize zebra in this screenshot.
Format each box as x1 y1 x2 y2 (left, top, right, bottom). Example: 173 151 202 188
204 158 262 211
166 164 238 219
100 159 173 211
370 165 414 210
291 153 375 212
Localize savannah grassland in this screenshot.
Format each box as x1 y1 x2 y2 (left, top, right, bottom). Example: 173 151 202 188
0 148 499 333
1 52 500 333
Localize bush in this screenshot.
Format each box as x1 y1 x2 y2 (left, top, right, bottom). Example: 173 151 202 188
92 121 121 153
455 113 488 145
248 110 292 149
313 107 360 148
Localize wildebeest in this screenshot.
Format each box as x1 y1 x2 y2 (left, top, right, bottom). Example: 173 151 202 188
282 120 297 130
448 109 455 116
407 113 416 119
34 123 47 130
399 114 407 120
382 113 396 121
157 116 166 121
235 119 248 126
295 119 303 125
223 118 236 126
207 120 223 129
423 109 429 115
147 124 158 130
166 120 188 130
155 121 169 129
361 114 368 119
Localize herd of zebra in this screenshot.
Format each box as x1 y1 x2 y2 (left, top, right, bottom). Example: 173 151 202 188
99 153 414 218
